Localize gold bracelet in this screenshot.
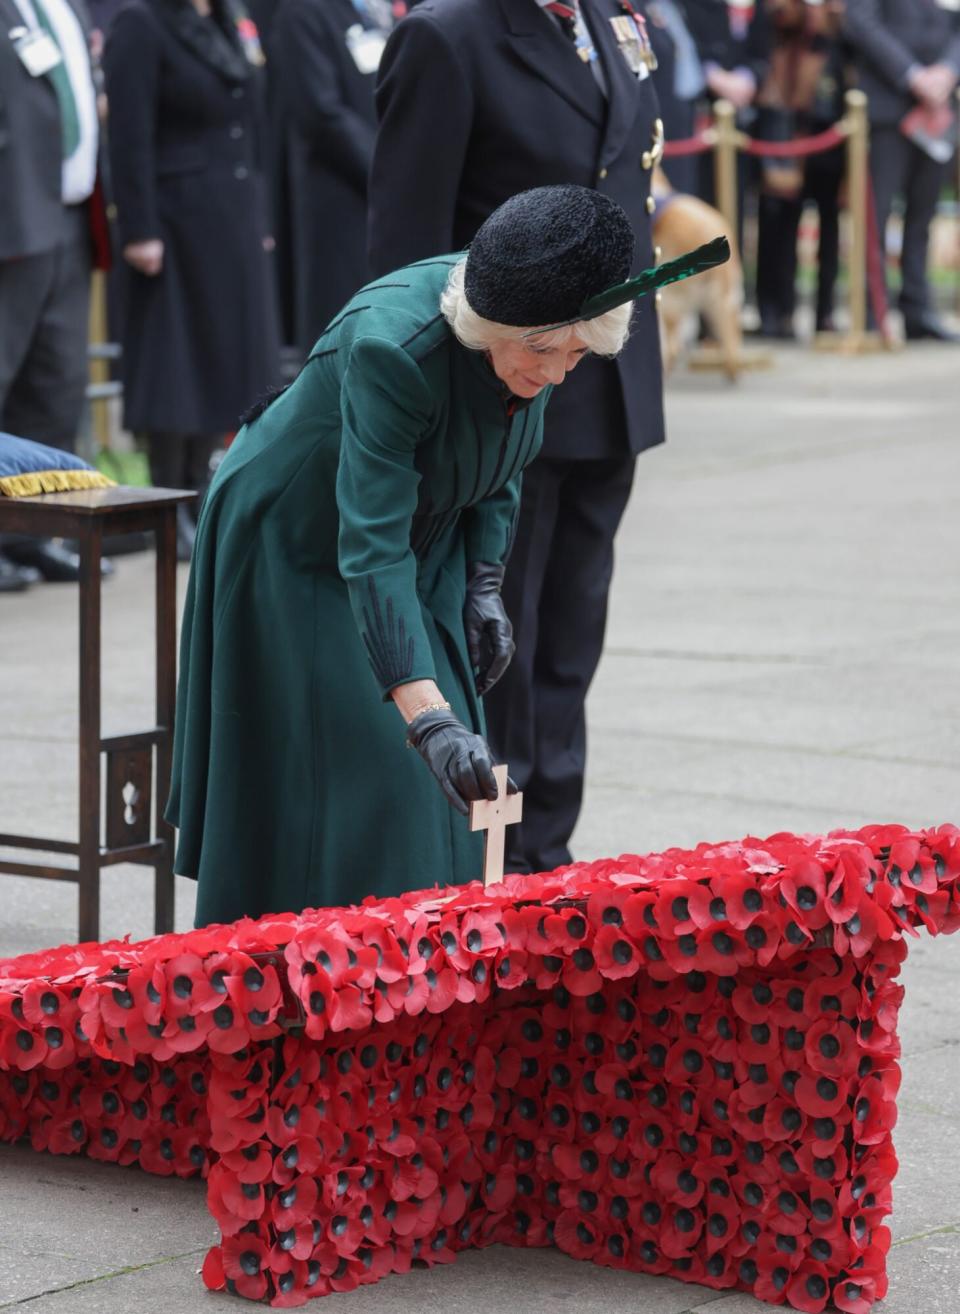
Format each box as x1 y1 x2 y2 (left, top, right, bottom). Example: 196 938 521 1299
409 701 452 718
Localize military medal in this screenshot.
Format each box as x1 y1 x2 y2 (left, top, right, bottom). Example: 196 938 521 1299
234 12 265 66
615 0 658 73
609 13 643 74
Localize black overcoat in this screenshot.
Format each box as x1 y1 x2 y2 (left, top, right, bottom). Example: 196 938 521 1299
369 0 666 461
270 0 390 352
104 0 281 434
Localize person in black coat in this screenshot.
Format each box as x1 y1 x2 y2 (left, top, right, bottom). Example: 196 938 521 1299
844 0 960 341
269 0 403 354
369 0 668 875
104 0 282 556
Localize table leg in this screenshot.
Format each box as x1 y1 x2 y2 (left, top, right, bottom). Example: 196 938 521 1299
154 508 178 933
78 522 102 943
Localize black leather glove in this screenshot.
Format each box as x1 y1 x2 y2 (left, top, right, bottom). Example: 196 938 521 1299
406 708 500 816
463 561 515 696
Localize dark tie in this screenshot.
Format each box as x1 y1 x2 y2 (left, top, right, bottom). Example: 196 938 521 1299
543 0 579 42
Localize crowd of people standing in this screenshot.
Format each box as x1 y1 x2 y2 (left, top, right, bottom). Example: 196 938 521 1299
2 0 959 899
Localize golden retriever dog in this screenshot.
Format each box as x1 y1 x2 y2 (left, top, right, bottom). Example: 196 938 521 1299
652 167 743 381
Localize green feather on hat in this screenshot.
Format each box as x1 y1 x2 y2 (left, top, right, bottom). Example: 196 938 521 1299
526 235 731 335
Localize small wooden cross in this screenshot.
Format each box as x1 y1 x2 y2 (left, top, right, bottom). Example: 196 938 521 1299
469 764 523 887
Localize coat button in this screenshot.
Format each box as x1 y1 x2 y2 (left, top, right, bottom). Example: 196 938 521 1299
234 165 249 180
655 291 662 307
646 195 655 214
654 245 662 261
598 167 608 180
232 86 244 99
230 123 244 139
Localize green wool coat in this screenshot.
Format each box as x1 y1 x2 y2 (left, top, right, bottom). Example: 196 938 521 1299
168 256 550 926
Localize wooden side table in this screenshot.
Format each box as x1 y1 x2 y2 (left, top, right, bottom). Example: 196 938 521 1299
0 486 195 942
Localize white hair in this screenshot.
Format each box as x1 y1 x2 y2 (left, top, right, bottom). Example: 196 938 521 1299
440 258 633 357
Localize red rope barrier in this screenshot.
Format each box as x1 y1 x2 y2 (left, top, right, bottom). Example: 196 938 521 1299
662 121 847 161
742 124 848 159
662 132 713 158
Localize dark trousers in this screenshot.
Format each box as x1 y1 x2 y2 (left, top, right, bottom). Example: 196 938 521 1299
870 125 948 321
755 150 843 327
0 210 91 450
484 453 635 874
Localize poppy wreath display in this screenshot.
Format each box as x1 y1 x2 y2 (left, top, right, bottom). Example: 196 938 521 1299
1 825 958 1310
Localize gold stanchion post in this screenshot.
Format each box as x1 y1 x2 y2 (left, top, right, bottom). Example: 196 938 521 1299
687 98 773 374
712 99 739 241
815 89 887 353
844 89 869 350
88 270 111 449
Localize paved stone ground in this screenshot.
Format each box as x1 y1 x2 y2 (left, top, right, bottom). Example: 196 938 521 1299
1 341 958 1311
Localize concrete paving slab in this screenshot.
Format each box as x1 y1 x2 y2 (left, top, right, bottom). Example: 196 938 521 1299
897 1047 960 1124
0 1145 211 1286
0 1252 211 1314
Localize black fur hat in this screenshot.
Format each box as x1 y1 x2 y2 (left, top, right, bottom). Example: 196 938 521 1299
463 185 635 328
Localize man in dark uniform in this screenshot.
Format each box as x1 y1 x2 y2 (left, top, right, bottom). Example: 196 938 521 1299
844 0 960 341
369 0 667 874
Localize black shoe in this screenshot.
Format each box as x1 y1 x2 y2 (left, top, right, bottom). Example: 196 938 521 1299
176 503 196 563
903 314 960 343
5 539 115 583
0 551 34 593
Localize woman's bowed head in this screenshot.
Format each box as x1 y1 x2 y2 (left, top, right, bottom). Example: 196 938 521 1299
440 184 730 398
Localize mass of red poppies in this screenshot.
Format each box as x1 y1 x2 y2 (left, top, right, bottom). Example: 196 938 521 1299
1 824 957 1309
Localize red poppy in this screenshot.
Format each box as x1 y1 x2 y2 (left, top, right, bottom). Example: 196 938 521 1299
659 1202 704 1258
850 1079 898 1146
780 858 830 930
221 1232 270 1300
592 925 640 980
703 1192 741 1257
45 1111 88 1155
786 1262 833 1313
650 1152 706 1207
359 922 408 984
554 1208 602 1261
20 981 69 1028
1 1025 47 1071
651 880 697 936
201 1245 225 1291
825 851 872 922
834 897 897 957
160 954 217 1019
794 1069 850 1120
714 872 767 931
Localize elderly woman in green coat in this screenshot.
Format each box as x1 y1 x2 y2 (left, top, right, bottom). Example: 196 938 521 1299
168 184 726 925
